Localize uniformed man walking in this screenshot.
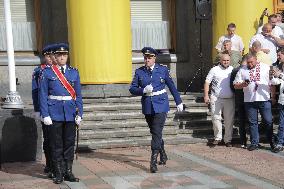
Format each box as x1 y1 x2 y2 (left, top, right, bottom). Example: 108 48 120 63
40 43 83 184
32 44 55 177
129 47 183 173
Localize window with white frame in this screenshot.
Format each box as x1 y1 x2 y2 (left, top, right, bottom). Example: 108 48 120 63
0 0 36 51
130 0 171 50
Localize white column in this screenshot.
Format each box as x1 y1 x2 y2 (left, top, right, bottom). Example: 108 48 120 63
4 0 16 92
2 0 23 109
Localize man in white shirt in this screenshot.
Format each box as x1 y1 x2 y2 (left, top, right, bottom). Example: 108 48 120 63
257 14 284 38
250 40 272 65
276 13 284 31
270 48 284 153
214 40 242 68
250 23 283 64
204 54 235 147
233 53 274 151
215 23 244 54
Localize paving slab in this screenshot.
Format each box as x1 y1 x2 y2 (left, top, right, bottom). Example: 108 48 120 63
0 143 283 189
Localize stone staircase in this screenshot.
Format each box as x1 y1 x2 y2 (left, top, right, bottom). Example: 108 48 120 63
79 93 217 150
22 92 280 150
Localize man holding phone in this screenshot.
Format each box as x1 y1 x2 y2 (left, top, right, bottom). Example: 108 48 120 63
234 53 274 151
270 48 284 153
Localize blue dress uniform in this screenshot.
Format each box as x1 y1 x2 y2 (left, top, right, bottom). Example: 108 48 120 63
39 43 83 184
32 44 55 176
129 47 182 173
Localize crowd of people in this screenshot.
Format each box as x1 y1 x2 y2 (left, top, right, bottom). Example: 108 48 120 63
31 10 284 183
206 10 284 153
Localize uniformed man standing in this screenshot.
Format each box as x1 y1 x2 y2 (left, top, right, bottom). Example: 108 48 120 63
129 47 184 173
40 43 83 184
32 44 55 177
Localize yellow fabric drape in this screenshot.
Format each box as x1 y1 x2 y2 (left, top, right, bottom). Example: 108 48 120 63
212 0 273 57
66 0 132 84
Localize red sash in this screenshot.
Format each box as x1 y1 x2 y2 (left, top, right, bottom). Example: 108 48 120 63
40 64 46 69
51 65 76 100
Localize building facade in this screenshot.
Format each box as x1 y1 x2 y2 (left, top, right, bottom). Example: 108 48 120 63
0 0 276 101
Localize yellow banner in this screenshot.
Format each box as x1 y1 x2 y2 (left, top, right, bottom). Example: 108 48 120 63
66 0 132 84
212 0 273 56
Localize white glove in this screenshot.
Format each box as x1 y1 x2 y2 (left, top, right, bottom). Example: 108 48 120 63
33 112 41 120
143 84 153 94
75 115 82 126
177 103 184 112
43 116 53 125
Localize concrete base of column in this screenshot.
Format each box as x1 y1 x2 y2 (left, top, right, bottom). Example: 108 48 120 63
0 108 42 165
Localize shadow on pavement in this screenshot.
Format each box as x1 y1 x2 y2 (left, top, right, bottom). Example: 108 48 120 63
1 161 48 180
79 150 149 172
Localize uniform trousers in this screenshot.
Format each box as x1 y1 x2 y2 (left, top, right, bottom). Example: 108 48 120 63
145 113 167 151
41 122 51 156
49 121 76 162
210 96 235 143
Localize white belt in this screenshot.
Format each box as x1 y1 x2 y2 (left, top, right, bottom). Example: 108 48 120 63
48 95 72 100
145 89 166 96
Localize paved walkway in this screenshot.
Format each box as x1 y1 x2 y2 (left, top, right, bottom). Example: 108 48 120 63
0 143 283 189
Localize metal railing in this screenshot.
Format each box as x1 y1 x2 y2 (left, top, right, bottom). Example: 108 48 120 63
183 66 203 95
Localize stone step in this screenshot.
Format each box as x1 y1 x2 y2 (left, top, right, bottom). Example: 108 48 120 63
78 135 208 150
79 127 178 140
83 102 208 112
79 120 214 133
78 132 272 150
82 94 200 104
177 126 239 136
83 107 209 115
80 120 178 130
178 120 213 128
82 112 172 121
82 111 211 121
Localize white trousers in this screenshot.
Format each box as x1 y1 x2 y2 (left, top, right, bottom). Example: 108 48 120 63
210 96 235 143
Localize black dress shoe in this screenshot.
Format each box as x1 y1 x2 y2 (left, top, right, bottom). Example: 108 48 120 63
225 142 232 147
248 145 258 151
212 140 221 145
272 145 283 153
44 166 50 173
158 149 168 165
150 150 159 173
53 162 63 184
48 172 55 179
64 161 79 182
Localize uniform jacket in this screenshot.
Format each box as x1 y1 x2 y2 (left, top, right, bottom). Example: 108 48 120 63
39 65 83 121
32 65 46 112
129 63 182 114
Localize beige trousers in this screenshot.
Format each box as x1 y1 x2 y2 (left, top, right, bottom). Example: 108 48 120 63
210 96 235 143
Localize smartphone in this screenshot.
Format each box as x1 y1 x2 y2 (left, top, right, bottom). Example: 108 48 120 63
245 79 250 84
